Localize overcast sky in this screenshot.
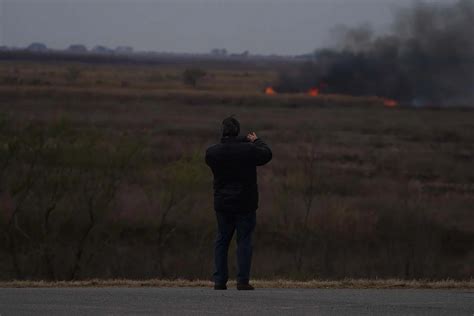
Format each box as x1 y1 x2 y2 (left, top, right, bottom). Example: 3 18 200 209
0 0 458 55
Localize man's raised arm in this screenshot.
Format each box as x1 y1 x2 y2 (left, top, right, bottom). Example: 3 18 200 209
247 132 272 166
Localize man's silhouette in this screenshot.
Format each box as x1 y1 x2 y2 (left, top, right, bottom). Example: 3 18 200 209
205 117 272 290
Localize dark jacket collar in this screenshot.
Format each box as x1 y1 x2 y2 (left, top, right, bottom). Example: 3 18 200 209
221 135 248 143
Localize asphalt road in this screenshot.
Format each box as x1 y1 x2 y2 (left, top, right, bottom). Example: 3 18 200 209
0 287 473 315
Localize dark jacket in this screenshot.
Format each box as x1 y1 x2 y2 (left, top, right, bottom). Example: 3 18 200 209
205 136 272 212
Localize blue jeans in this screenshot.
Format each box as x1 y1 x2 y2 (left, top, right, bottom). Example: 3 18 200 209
213 211 256 285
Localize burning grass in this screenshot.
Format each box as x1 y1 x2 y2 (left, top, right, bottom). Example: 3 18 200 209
274 1 474 107
0 85 387 108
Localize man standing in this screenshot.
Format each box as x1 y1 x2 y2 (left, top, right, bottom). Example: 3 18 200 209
205 117 272 290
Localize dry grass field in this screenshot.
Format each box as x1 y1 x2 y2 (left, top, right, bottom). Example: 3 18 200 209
0 60 473 282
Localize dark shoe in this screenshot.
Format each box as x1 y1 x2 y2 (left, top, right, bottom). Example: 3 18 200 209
237 283 255 291
214 284 227 290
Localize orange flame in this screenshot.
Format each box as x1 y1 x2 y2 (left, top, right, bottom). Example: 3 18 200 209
383 98 398 107
308 88 319 97
265 87 276 95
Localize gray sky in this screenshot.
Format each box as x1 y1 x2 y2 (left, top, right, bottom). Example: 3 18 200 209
0 0 458 55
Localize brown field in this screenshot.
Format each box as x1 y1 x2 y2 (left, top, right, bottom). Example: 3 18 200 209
0 60 473 282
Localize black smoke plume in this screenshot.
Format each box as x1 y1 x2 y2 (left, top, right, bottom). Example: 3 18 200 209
277 0 474 106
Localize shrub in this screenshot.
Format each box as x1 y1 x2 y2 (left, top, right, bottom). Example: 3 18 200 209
182 68 206 87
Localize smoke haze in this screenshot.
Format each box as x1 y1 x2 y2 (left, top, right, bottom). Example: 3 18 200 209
277 0 474 106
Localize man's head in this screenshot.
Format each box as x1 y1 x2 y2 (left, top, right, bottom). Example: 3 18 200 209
222 116 240 137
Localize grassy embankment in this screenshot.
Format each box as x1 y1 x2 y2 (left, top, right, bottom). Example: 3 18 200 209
1 279 472 289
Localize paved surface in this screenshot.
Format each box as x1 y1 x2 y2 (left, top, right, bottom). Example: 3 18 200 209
0 287 473 315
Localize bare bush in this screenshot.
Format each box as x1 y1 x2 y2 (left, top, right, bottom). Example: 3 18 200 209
182 68 206 88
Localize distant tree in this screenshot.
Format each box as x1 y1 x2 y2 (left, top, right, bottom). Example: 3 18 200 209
67 44 88 54
211 48 227 56
65 67 81 84
27 42 48 52
115 46 134 54
182 68 206 88
92 45 113 54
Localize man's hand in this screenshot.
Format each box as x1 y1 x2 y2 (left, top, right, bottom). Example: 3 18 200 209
247 132 258 142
